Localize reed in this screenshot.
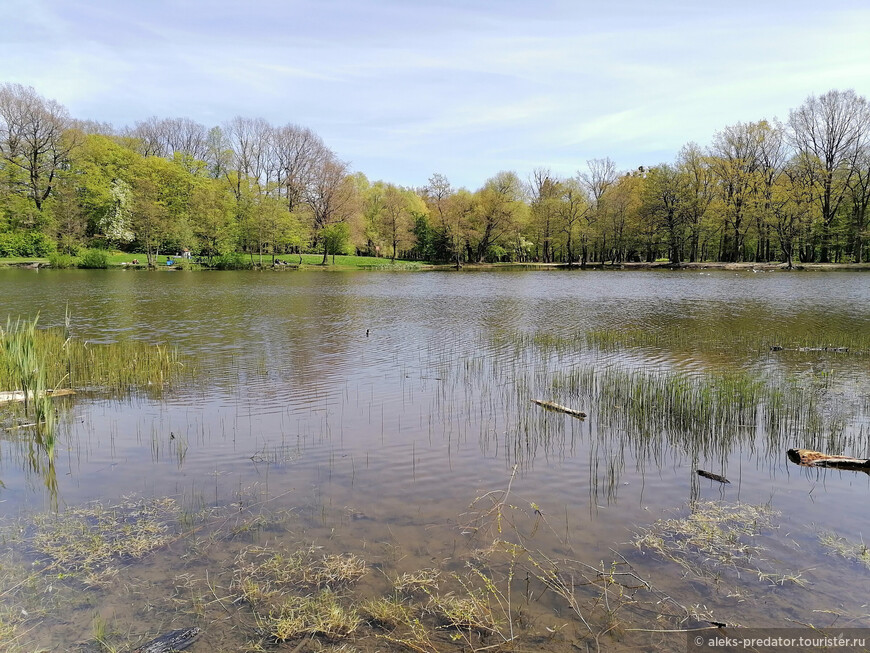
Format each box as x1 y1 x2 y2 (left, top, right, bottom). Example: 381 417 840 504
0 316 57 456
550 364 853 458
0 316 187 397
525 326 870 357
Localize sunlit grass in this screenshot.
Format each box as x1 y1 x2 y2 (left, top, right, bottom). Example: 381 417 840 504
359 597 411 630
295 253 425 269
233 546 368 602
262 590 361 642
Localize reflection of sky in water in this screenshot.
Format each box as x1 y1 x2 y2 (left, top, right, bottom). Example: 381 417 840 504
1 269 870 632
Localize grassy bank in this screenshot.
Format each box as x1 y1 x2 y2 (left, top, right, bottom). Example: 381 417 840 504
0 252 430 270
4 253 870 272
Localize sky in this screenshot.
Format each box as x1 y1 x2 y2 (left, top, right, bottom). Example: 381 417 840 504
3 0 870 190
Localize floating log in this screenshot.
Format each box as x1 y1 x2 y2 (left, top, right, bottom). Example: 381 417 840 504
531 399 586 419
770 346 849 353
697 469 730 484
132 627 201 653
0 388 76 405
787 448 870 470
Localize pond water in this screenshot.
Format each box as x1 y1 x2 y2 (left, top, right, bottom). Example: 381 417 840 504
1 268 869 651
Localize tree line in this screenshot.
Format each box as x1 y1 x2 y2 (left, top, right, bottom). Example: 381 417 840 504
1 82 869 267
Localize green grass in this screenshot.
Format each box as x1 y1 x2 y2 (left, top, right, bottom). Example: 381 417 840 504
0 256 49 265
634 501 805 588
106 252 145 265
294 253 426 269
27 497 180 584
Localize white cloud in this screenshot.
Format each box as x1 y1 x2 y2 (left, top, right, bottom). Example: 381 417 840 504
2 0 869 188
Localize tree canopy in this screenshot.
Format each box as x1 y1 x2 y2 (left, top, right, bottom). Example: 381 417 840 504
1 83 869 266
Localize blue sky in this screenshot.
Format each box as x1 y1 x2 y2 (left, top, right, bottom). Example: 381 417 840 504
4 0 870 189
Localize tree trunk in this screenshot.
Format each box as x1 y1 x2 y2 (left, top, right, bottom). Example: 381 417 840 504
566 233 574 268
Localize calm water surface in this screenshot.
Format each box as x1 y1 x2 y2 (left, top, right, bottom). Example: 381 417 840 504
1 268 869 650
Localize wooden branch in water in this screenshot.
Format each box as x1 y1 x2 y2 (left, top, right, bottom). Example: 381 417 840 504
531 399 586 419
0 388 76 405
770 346 849 353
787 448 870 470
696 469 730 484
132 627 201 653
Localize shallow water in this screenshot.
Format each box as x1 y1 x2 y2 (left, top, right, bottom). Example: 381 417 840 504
1 268 869 650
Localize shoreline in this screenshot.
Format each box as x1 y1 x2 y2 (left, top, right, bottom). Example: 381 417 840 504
3 259 870 272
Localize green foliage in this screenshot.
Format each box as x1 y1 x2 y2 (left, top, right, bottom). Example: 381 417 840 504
48 252 76 269
485 244 508 262
409 212 435 260
76 248 110 269
322 222 352 257
190 178 236 259
212 252 253 270
0 230 56 257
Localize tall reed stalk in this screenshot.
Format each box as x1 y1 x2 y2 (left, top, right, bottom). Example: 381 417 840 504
0 319 186 396
1 315 57 457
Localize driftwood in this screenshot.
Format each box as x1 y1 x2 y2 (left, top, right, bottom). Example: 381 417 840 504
770 346 849 353
132 627 201 653
787 448 870 470
0 389 76 405
531 399 586 419
697 469 730 484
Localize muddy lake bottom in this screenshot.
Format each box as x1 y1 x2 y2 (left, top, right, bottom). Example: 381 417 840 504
1 268 870 651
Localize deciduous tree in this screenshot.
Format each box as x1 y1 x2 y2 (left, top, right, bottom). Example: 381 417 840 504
789 89 870 261
0 83 75 214
304 153 358 264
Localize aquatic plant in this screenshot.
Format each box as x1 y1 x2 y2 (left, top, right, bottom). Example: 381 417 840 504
262 590 361 642
818 532 870 569
633 501 805 588
27 497 180 583
0 316 57 456
0 317 187 396
359 597 411 630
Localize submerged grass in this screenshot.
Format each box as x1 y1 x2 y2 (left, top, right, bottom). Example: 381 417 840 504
7 496 180 585
0 488 822 652
261 590 361 642
234 547 368 599
818 532 870 569
633 501 804 588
